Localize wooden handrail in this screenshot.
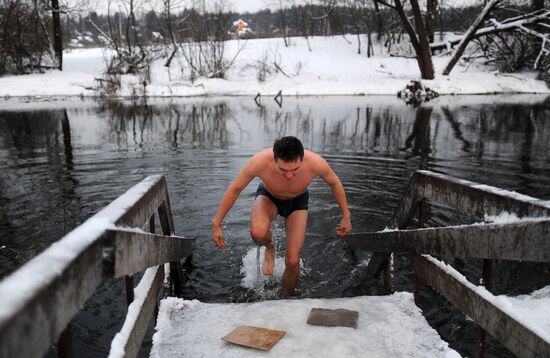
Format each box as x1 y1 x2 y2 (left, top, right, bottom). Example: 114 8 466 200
348 170 550 358
0 175 193 358
345 219 550 262
102 228 194 278
415 170 550 218
109 265 165 358
366 170 550 276
411 255 550 357
113 175 171 228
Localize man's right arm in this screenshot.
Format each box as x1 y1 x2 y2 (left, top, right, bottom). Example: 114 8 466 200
211 159 258 249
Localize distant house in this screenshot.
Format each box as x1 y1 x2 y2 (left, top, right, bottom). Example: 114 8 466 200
232 19 253 38
233 19 248 31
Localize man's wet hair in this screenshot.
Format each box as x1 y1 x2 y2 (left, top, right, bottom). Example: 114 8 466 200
273 136 304 162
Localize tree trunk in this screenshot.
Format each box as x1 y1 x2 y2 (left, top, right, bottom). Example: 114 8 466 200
374 1 384 41
431 9 550 52
51 0 63 70
392 0 435 78
278 0 289 47
532 0 544 10
442 0 501 75
35 0 58 70
163 0 179 67
410 0 435 79
426 0 437 43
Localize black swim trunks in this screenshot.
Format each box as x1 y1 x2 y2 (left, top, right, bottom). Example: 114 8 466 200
256 182 309 218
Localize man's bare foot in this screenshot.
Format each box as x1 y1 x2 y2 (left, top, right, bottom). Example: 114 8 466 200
262 242 275 275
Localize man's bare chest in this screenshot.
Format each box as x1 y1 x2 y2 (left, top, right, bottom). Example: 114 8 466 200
259 171 316 199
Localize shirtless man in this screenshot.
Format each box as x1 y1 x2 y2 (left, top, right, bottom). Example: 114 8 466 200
211 136 352 297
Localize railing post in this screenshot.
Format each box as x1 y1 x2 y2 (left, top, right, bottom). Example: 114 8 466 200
384 253 395 292
476 259 493 358
125 276 134 306
158 201 184 296
149 214 161 323
149 214 155 234
414 198 428 305
57 323 72 358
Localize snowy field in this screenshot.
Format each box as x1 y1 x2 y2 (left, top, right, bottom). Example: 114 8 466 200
150 293 461 358
0 35 548 98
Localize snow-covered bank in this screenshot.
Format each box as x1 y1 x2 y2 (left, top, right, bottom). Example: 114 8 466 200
1 35 548 98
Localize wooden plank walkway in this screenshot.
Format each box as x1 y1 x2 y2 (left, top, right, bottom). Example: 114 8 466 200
150 294 461 358
2 171 549 358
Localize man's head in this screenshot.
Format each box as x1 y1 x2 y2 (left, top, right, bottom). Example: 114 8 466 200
273 136 304 179
273 136 304 162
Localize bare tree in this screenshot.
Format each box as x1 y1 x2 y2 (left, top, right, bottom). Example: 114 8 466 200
425 0 437 43
162 0 183 67
0 0 47 74
277 0 290 46
373 0 385 40
174 0 243 81
310 0 336 36
431 9 550 52
342 0 375 56
442 0 501 75
373 0 435 79
88 0 159 77
51 0 63 70
34 0 58 70
532 0 544 10
429 8 550 76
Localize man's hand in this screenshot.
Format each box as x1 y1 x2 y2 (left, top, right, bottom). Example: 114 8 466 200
336 216 352 237
212 223 225 249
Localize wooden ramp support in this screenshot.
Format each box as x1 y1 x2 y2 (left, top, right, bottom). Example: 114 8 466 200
110 265 165 358
103 228 193 278
345 219 550 262
411 255 550 357
344 169 550 358
364 170 550 277
0 175 194 358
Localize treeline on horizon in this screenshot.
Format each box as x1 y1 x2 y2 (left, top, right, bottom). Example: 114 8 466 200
61 3 523 46
0 0 544 76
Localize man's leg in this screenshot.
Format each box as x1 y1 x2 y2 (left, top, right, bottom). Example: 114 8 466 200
250 195 278 275
281 210 308 297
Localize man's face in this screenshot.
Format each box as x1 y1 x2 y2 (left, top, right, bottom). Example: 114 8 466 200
275 158 302 180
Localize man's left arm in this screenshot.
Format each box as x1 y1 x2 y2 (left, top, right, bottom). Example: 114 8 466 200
318 159 352 237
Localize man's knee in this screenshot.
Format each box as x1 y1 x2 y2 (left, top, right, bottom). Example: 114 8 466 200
285 255 300 270
250 223 270 242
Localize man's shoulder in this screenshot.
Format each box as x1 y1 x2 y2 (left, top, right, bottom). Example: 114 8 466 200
304 150 329 174
305 150 326 164
246 149 272 172
252 148 273 162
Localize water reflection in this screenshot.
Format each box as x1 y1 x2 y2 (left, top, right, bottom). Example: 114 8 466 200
1 97 550 274
0 109 81 276
402 107 432 158
0 96 550 358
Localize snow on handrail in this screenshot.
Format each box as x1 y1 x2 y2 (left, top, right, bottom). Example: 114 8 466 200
0 175 188 358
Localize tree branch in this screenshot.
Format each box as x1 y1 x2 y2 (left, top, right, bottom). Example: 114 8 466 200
431 9 550 52
442 0 501 75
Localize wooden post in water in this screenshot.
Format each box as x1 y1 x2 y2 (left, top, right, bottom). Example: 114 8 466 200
57 323 72 358
477 259 493 358
414 198 428 304
125 276 134 306
150 214 161 323
158 201 184 296
150 214 156 234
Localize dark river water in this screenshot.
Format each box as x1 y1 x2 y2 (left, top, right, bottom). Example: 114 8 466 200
1 95 550 357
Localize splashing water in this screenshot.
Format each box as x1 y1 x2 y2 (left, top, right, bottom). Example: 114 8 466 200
239 222 311 298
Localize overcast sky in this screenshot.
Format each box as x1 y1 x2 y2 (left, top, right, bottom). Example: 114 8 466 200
229 0 272 13
81 0 276 14
76 0 503 16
